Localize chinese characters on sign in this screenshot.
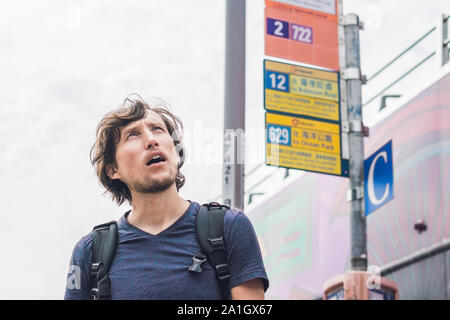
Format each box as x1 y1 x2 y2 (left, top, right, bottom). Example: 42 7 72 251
265 60 339 120
264 60 347 176
264 0 345 176
266 113 342 175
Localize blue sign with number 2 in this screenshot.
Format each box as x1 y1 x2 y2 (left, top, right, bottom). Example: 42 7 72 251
267 18 289 39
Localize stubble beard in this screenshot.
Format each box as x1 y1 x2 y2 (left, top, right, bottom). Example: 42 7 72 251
131 167 178 194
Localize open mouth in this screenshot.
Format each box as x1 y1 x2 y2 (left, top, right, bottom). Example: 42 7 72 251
146 155 166 166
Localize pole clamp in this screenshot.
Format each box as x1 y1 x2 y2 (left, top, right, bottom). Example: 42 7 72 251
342 121 369 137
339 14 364 30
347 186 364 202
341 68 367 84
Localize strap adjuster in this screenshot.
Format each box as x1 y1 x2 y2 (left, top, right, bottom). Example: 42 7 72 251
90 288 99 300
91 262 101 273
203 202 230 210
209 236 225 248
215 264 231 281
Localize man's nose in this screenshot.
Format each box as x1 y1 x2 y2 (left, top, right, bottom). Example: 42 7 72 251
143 129 159 149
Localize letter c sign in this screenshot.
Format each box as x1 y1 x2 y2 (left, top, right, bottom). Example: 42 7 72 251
364 140 394 216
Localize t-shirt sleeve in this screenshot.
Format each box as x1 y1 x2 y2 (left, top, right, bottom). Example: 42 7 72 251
64 233 93 300
224 210 269 292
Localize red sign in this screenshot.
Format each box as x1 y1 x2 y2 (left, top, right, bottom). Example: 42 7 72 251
265 0 340 70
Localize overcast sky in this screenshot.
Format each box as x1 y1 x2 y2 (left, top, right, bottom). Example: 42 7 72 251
1 0 449 299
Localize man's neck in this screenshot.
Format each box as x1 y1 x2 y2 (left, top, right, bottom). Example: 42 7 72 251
127 184 190 235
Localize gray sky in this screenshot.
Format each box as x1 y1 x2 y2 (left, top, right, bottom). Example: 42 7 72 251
0 0 449 299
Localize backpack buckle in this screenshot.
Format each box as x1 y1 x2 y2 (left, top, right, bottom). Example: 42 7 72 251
90 288 99 300
203 202 230 210
188 253 207 273
215 264 231 281
208 236 225 248
91 262 101 274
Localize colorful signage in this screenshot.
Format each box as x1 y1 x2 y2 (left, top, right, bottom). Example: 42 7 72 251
264 60 340 121
266 112 344 176
364 140 394 216
265 0 339 70
264 59 346 176
254 72 450 299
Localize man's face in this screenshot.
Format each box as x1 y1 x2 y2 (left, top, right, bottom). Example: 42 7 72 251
108 111 180 194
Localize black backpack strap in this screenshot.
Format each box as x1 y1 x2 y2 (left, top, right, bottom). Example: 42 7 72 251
90 221 118 300
196 202 231 300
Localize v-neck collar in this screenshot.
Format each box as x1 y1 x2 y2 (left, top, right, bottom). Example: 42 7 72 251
119 201 197 238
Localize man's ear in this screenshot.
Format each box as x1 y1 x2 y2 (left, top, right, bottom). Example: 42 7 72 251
106 163 120 180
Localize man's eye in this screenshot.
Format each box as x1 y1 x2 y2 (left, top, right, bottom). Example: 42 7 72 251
127 132 139 139
153 127 164 131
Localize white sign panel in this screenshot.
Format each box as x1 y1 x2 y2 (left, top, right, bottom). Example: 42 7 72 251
271 0 336 15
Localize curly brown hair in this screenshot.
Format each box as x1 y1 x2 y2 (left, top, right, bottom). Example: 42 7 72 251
90 94 186 205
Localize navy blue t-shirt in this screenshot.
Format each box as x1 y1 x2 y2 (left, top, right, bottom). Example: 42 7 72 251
64 201 269 299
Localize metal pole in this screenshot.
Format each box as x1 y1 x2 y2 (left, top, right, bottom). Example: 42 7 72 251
442 14 449 66
344 14 367 271
223 0 246 210
380 238 450 277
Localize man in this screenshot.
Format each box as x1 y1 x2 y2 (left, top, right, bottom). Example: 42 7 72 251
64 95 269 300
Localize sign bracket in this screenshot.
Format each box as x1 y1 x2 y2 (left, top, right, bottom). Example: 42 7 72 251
342 120 369 137
339 14 364 30
347 186 364 202
341 68 367 84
